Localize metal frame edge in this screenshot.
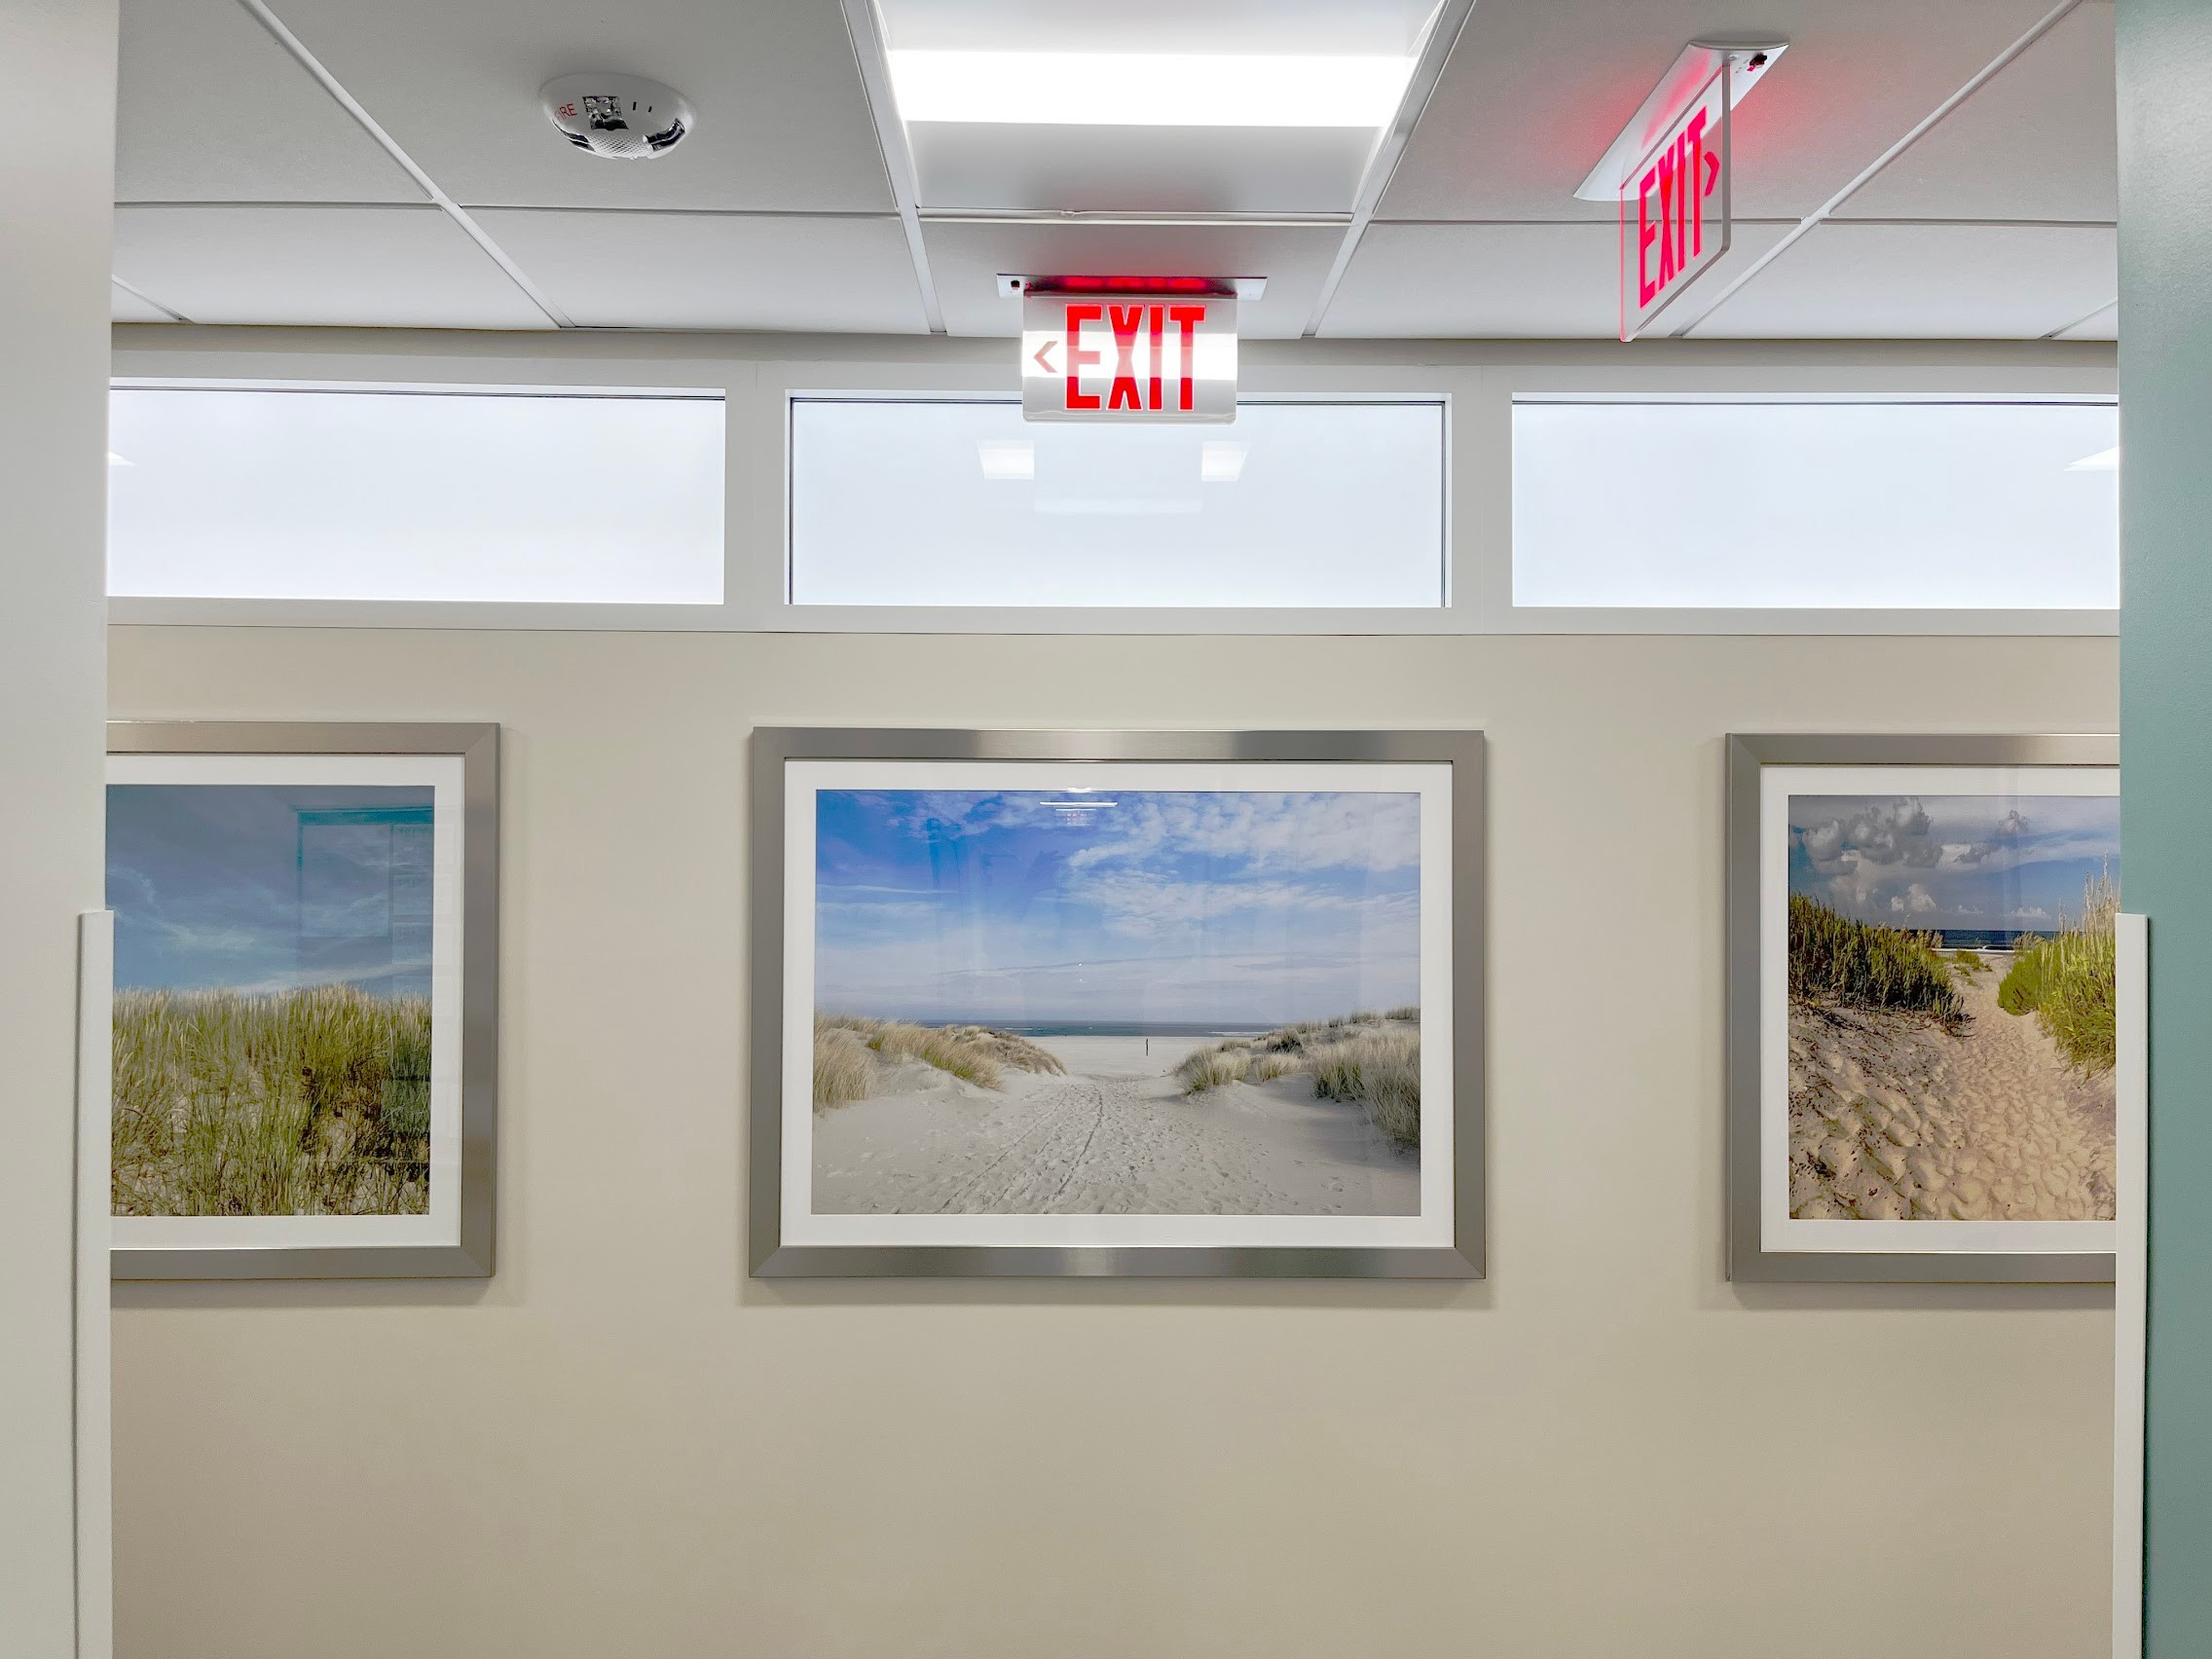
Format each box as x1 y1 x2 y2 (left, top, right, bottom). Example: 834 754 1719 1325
104 719 501 1280
749 726 1485 1279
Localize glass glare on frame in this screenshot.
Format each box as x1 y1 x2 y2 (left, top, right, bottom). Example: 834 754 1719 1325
1512 399 2120 610
788 397 1448 609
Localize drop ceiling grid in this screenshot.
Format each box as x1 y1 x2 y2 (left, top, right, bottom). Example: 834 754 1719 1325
1324 0 2116 339
110 0 930 332
1667 0 2117 339
107 0 2122 341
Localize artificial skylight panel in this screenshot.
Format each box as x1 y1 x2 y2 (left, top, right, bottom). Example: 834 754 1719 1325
875 0 1442 214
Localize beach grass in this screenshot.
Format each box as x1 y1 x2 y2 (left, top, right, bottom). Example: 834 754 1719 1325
1998 870 2119 1074
1178 1046 1253 1092
1384 1004 1420 1022
1177 1012 1420 1150
812 1019 875 1109
933 1025 1067 1078
1308 1030 1420 1149
811 1014 1065 1108
1951 948 1986 974
1787 896 1962 1021
112 986 431 1217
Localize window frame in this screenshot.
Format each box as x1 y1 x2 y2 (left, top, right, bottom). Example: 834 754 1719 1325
105 335 2118 637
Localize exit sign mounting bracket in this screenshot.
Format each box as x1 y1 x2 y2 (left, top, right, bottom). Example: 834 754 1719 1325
996 274 1268 302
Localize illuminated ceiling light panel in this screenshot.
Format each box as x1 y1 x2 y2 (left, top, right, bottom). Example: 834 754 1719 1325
887 51 1418 128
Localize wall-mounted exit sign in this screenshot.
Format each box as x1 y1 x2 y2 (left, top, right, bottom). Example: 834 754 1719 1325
1579 42 1784 339
1619 63 1731 341
1019 286 1237 424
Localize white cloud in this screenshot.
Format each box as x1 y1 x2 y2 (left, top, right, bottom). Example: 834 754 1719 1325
228 955 435 996
815 787 1424 1022
1065 866 1401 935
1064 792 1419 876
1797 792 2120 930
1799 799 1940 872
153 919 263 953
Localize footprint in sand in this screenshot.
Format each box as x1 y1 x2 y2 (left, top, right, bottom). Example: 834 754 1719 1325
1788 965 2115 1225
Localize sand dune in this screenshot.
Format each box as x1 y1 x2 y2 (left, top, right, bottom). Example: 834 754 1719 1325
813 1035 1417 1216
1788 953 2115 1222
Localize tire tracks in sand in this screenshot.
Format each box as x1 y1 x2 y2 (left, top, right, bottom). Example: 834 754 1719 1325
812 1046 1419 1217
906 1074 1316 1216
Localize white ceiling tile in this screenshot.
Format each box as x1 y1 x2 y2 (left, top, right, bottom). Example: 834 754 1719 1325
1690 222 2117 337
110 282 176 323
1320 220 1794 338
909 125 1379 216
113 205 554 329
919 222 1346 338
1838 3 2115 222
117 0 424 203
1383 0 2075 223
473 210 927 331
263 0 894 212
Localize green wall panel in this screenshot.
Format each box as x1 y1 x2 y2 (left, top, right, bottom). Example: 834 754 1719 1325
2119 0 2212 1649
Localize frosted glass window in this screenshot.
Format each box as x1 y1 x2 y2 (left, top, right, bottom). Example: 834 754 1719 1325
789 398 1446 608
109 387 724 604
1513 400 2119 610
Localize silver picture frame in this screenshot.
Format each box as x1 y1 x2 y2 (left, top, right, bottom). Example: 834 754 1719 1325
1726 732 2119 1283
107 720 498 1279
751 727 1485 1278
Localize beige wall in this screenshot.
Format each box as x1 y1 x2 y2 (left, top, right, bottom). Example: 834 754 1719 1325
110 624 2117 1659
1 2 118 1653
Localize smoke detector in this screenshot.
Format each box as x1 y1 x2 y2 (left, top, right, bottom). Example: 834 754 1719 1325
541 73 693 160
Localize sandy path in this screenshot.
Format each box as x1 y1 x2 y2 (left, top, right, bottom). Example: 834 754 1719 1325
813 1039 1416 1217
1788 955 2115 1221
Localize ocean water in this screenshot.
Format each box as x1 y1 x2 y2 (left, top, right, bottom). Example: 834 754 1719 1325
1931 928 2054 950
968 1020 1270 1039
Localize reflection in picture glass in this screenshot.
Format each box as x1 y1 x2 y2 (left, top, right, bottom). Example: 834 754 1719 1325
107 784 436 1218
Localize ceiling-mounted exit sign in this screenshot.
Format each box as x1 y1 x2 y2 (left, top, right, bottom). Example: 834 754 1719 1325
1019 285 1237 423
1619 61 1733 340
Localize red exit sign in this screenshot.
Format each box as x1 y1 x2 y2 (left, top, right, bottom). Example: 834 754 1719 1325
1020 291 1237 423
1618 65 1731 340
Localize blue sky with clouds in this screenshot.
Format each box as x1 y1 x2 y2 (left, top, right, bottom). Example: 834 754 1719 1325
108 784 435 995
1788 793 2119 932
814 789 1420 1025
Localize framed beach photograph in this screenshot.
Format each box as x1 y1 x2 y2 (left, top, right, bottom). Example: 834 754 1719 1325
1727 733 2119 1282
106 721 498 1278
750 728 1484 1277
